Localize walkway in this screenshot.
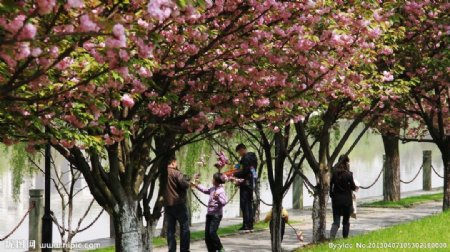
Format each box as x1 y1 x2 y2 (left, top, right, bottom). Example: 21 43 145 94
154 202 441 252
83 188 443 251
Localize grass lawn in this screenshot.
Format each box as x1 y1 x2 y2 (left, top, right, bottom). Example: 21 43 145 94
297 210 450 251
360 193 442 208
90 221 270 251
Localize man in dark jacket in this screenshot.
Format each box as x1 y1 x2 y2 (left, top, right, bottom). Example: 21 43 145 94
234 143 258 232
163 156 191 252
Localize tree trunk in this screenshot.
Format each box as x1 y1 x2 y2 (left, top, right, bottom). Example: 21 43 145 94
253 179 261 222
113 203 146 252
142 220 157 252
270 197 283 252
382 134 400 201
441 145 450 211
312 169 329 243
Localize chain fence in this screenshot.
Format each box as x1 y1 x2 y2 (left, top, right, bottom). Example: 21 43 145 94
359 166 384 189
400 165 423 184
0 202 35 241
431 165 444 178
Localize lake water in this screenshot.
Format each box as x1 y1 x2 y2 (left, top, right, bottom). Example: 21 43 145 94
0 126 445 250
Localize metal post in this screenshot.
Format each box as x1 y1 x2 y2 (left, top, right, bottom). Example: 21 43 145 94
41 143 52 251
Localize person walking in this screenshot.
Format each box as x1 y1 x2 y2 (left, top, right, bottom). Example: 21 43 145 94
192 173 228 252
234 143 258 232
163 156 191 252
329 155 357 239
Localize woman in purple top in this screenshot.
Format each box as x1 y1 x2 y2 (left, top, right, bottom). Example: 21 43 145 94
193 173 227 252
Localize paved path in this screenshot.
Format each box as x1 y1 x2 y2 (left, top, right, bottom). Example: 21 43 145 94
152 201 441 252
82 188 443 251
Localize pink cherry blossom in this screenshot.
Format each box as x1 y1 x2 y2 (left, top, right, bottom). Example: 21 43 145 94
293 115 305 123
111 99 120 107
380 47 394 55
16 43 31 60
67 0 84 8
147 0 175 21
138 67 152 77
382 71 394 82
256 98 270 107
110 126 123 136
214 151 229 168
0 52 17 69
148 102 172 117
36 0 56 15
136 38 154 58
296 38 315 51
79 15 100 32
368 28 382 39
1 15 26 34
105 24 127 48
103 134 114 145
56 57 73 70
117 67 130 80
121 94 135 108
273 126 280 133
119 49 130 61
18 23 37 40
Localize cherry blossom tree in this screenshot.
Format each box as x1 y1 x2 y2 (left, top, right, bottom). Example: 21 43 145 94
381 1 450 210
224 0 397 245
0 0 125 142
0 0 332 250
271 4 398 244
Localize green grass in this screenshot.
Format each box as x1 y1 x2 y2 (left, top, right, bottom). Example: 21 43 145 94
90 221 270 251
360 193 442 208
297 210 450 251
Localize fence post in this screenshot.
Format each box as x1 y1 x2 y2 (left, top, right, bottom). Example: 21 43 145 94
292 171 303 210
382 155 386 200
29 189 44 251
423 150 432 191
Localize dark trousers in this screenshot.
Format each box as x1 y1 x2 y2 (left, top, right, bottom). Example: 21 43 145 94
165 204 190 252
269 218 286 242
240 186 253 229
205 214 223 252
332 203 352 238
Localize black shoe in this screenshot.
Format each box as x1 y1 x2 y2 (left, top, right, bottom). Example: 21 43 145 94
238 226 247 231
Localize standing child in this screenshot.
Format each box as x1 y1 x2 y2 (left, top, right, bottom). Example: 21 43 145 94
192 173 228 252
